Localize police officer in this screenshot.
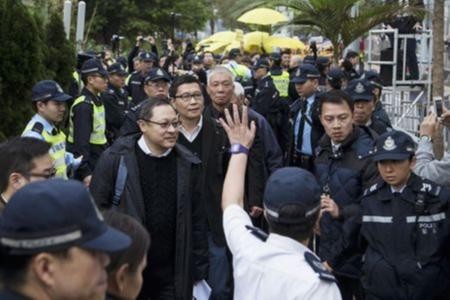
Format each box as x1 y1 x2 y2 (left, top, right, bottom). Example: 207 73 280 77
220 104 342 300
22 80 80 179
120 67 171 136
326 67 345 91
127 51 157 105
67 58 108 186
289 64 323 171
316 56 331 88
101 63 129 143
252 58 289 155
224 48 252 83
348 130 450 300
269 53 290 101
347 79 391 135
69 51 96 98
362 70 392 129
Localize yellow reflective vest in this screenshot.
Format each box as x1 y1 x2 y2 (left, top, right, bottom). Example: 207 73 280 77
269 71 290 97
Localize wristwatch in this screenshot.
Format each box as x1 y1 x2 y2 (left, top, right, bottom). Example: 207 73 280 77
229 143 250 155
419 135 432 143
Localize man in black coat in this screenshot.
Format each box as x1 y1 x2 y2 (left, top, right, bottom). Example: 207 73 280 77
90 99 208 300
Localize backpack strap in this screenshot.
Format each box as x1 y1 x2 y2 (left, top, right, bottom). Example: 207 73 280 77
112 156 127 207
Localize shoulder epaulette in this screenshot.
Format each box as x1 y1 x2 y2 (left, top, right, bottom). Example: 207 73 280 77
416 179 441 197
304 252 337 283
245 225 268 242
363 182 381 196
31 122 44 135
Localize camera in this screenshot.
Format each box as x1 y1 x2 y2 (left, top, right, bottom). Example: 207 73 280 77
111 34 124 42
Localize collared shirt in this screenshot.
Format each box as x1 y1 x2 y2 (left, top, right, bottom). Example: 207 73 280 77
331 141 341 154
223 204 341 300
137 135 172 157
22 114 77 168
179 116 203 143
390 185 407 194
294 94 315 156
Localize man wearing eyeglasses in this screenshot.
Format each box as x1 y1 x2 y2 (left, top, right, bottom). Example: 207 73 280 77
67 58 109 187
90 99 208 300
0 137 54 214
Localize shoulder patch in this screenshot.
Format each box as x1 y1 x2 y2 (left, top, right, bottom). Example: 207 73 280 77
107 88 115 95
304 252 337 283
418 180 441 197
31 122 44 134
364 183 380 196
245 225 268 242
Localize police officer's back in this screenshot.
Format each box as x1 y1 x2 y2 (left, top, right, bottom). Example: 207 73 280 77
221 106 341 299
347 131 450 300
101 63 129 143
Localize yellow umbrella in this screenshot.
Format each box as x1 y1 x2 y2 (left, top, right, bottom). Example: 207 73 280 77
200 41 229 54
243 31 269 53
263 36 306 53
225 41 242 52
197 31 237 46
237 8 288 26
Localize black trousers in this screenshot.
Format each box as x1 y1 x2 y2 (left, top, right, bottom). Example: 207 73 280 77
336 275 364 300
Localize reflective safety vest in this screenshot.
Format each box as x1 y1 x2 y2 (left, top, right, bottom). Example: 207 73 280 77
68 96 107 145
226 63 250 82
269 71 290 97
73 71 84 95
22 122 68 179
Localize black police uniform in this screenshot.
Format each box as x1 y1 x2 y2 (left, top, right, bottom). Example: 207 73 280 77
252 75 290 155
127 71 147 106
101 83 129 143
356 174 450 300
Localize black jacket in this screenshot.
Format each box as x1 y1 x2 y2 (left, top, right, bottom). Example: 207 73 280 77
313 126 378 278
126 71 147 106
90 134 208 300
101 84 129 143
346 174 450 300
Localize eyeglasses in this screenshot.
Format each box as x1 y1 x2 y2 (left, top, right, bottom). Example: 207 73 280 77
175 92 203 102
140 118 181 129
25 168 57 179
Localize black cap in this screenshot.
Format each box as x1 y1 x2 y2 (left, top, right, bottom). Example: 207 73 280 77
303 55 316 65
193 55 203 64
327 67 344 83
229 48 241 59
316 56 330 66
264 168 321 224
253 58 270 70
32 80 72 102
372 130 415 162
361 70 383 89
138 51 157 62
270 52 281 62
0 179 131 255
144 68 171 83
80 58 108 77
291 64 320 84
346 79 374 101
345 50 359 59
108 62 128 76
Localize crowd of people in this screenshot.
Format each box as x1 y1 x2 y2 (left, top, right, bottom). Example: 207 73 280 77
1 32 450 300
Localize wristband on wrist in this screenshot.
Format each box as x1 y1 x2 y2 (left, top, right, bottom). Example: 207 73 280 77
229 143 250 155
419 135 432 143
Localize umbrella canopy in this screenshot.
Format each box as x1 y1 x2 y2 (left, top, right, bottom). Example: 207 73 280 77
199 41 229 54
243 31 269 53
237 8 288 26
198 31 237 46
263 36 306 53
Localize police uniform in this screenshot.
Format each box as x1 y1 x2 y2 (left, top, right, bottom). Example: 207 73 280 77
269 53 290 99
67 59 108 180
223 167 341 299
101 63 129 143
127 52 157 105
224 48 252 83
22 80 76 179
352 131 450 300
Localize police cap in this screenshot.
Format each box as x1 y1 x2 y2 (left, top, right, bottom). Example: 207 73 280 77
372 130 416 162
361 70 383 89
264 167 321 224
144 68 171 83
80 58 108 77
252 58 270 70
316 56 330 67
291 64 320 84
346 79 374 102
138 51 157 62
108 62 128 76
327 67 344 83
229 48 241 59
32 80 72 102
0 179 131 255
302 55 316 65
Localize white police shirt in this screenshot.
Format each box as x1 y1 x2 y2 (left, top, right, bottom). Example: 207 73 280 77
223 204 342 300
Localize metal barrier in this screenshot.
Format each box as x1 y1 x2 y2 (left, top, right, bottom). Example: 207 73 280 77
367 28 433 135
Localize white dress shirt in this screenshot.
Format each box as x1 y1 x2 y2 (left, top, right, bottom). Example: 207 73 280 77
223 205 342 300
137 135 172 157
179 116 203 143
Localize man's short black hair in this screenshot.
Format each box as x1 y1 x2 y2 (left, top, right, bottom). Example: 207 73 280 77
318 90 354 115
0 137 51 192
138 98 177 121
267 204 320 242
169 75 202 98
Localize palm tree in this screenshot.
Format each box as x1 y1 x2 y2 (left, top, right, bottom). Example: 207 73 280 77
230 0 423 64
